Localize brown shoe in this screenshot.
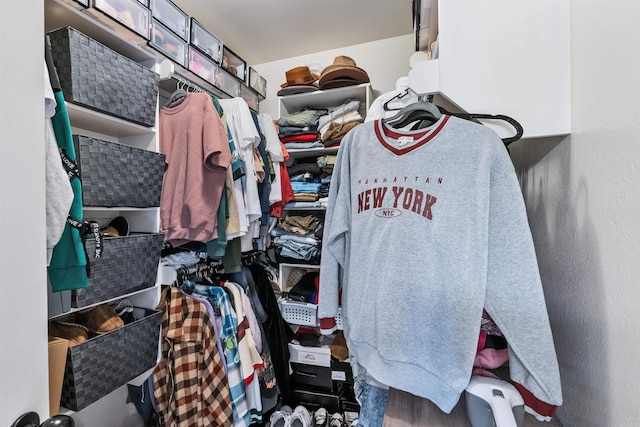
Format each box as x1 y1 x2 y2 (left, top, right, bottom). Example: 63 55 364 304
77 304 124 334
48 321 89 347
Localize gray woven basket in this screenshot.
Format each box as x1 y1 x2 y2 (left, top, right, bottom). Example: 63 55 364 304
72 233 164 308
48 26 159 127
59 308 162 411
73 135 165 208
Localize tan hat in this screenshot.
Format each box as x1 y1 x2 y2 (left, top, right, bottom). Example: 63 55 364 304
280 66 319 88
318 55 370 89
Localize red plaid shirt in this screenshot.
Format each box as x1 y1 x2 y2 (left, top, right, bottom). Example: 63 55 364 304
153 287 233 426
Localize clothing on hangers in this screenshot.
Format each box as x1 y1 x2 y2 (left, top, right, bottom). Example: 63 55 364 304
317 115 562 418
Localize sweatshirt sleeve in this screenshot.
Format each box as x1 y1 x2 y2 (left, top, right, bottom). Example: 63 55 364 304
484 143 563 419
317 135 353 334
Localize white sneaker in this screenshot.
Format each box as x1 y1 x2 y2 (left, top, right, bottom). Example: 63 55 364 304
289 405 312 427
329 412 344 427
270 405 293 427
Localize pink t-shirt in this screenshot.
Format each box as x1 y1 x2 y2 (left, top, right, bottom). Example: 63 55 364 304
159 93 231 246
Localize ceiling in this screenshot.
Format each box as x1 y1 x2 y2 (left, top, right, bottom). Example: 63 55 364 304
173 0 415 65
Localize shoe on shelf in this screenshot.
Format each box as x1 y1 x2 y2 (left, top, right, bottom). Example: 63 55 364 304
270 405 293 427
48 320 89 346
289 405 311 427
100 216 129 237
77 303 124 334
313 407 328 427
329 412 344 427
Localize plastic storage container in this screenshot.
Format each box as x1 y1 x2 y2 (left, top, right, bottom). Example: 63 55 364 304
150 0 189 41
249 67 267 98
216 66 241 97
93 0 151 39
221 46 246 81
149 18 188 67
188 46 218 86
190 18 222 64
239 84 259 112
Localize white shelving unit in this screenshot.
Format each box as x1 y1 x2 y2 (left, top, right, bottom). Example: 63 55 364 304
45 0 162 419
410 0 570 140
275 83 373 329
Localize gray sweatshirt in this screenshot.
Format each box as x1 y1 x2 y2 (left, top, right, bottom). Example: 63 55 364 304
318 116 562 416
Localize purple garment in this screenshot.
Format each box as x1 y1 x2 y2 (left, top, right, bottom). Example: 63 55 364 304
181 289 227 373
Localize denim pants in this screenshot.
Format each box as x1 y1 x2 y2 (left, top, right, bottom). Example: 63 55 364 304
354 379 389 427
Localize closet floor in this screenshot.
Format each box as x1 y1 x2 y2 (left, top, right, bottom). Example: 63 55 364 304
383 388 560 427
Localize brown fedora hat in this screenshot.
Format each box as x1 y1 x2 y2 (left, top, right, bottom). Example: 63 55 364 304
318 55 370 89
281 66 319 88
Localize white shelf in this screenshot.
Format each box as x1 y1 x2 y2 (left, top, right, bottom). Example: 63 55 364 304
409 0 570 139
66 102 156 138
45 0 154 64
283 202 327 211
278 83 373 116
278 263 321 293
286 146 339 160
48 284 160 321
83 206 158 212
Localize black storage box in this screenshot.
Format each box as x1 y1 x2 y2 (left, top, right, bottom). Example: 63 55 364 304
48 26 159 127
59 307 162 411
291 362 333 392
73 135 166 208
331 359 354 384
72 232 164 308
291 388 340 414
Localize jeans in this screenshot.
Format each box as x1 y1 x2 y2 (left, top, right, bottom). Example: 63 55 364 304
354 379 389 427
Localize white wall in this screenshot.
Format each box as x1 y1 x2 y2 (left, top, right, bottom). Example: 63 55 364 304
510 1 640 426
253 34 415 118
0 0 49 423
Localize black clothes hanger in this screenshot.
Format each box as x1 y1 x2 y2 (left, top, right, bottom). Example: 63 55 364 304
175 259 224 286
382 88 410 112
437 106 524 147
382 100 442 129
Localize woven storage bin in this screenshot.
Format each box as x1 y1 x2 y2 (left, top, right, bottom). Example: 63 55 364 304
72 233 164 308
48 26 159 127
60 307 162 411
73 135 165 208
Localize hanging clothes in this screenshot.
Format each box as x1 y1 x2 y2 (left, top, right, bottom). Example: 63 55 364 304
218 98 262 251
44 56 73 265
246 262 295 403
47 83 89 291
153 286 233 426
159 92 231 247
317 116 562 420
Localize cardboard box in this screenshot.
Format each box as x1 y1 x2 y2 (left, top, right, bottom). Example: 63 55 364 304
288 342 331 367
48 337 69 416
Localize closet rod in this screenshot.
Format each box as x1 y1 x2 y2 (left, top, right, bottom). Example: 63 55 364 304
156 59 228 100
